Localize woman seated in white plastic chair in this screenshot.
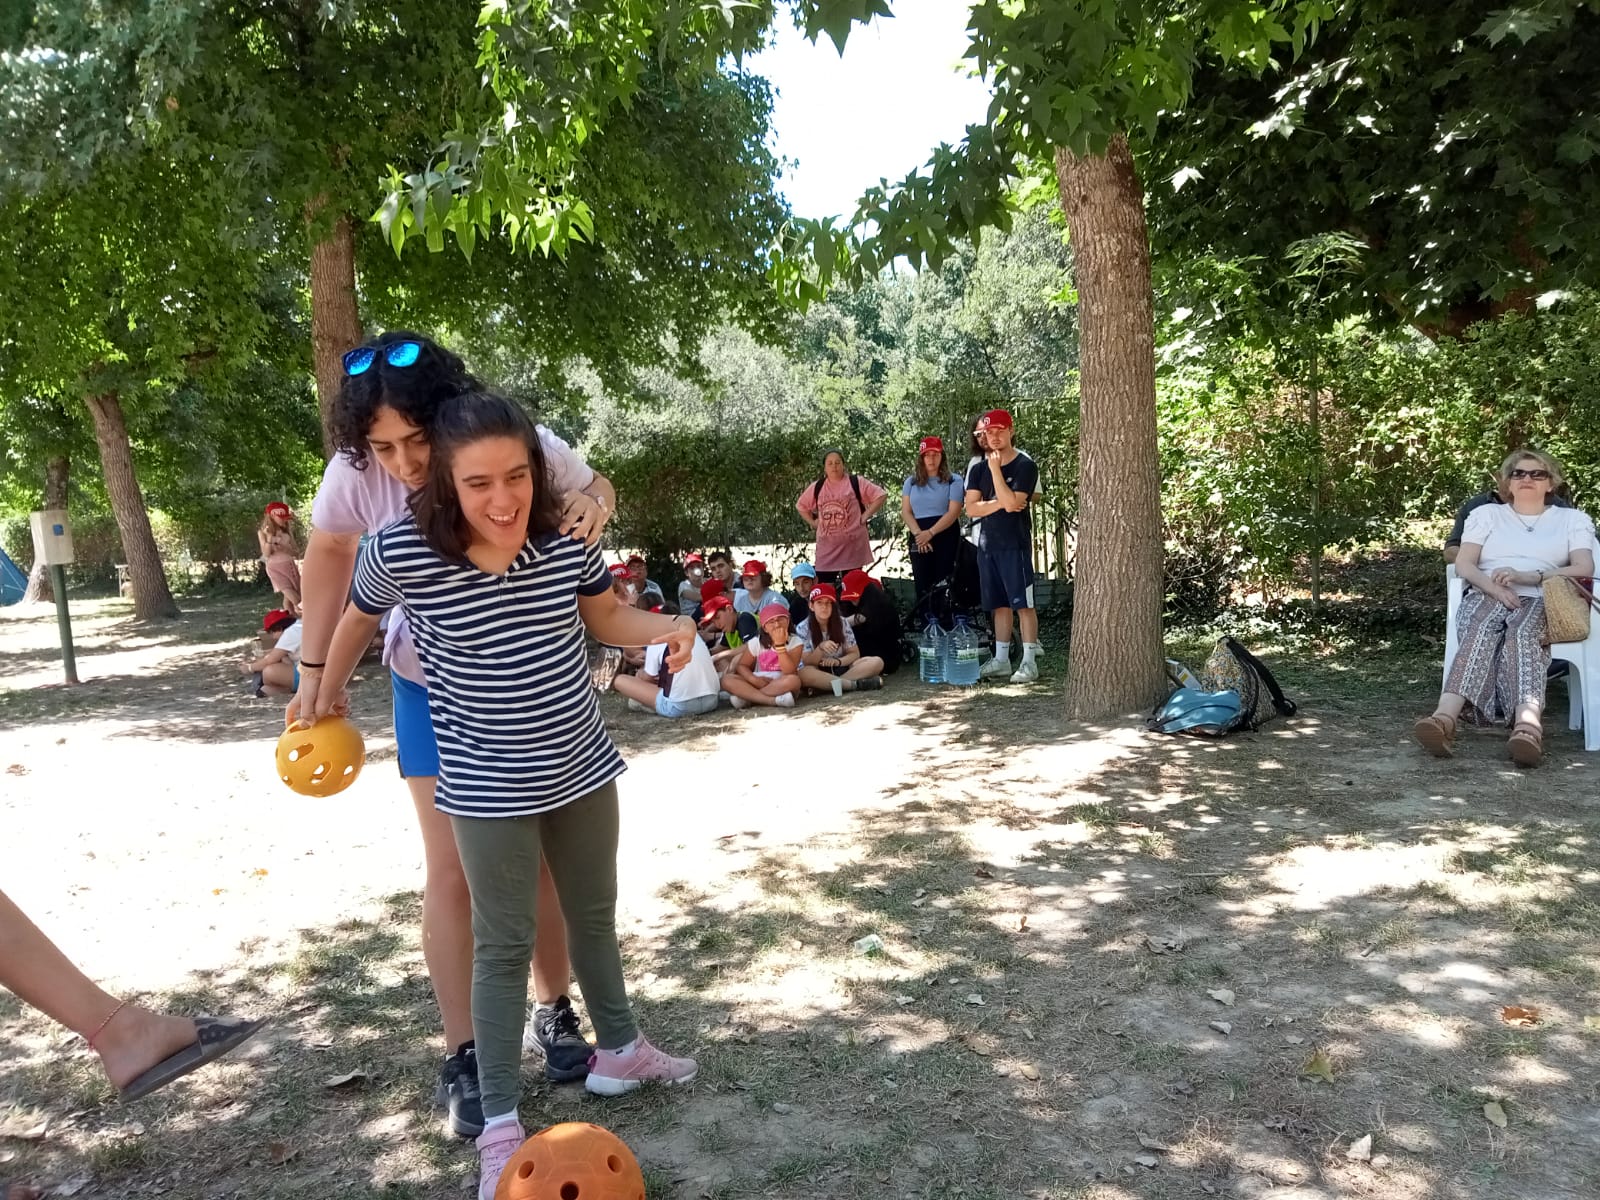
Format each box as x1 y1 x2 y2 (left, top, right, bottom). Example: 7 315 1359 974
1415 448 1595 767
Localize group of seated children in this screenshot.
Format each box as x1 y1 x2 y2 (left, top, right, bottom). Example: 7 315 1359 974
606 554 903 720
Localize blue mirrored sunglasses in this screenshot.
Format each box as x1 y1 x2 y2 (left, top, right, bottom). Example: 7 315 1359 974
342 341 421 376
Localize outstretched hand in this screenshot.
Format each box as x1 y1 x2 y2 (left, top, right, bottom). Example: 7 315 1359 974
648 616 698 672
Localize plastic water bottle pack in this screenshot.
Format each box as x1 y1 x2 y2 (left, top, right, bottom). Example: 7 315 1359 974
946 616 981 686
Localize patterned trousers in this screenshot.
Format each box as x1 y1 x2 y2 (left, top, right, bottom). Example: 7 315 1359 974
1444 588 1549 726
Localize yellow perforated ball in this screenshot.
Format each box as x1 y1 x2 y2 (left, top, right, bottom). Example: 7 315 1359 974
275 717 365 797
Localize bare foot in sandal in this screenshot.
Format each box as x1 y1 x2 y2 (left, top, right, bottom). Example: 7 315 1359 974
1508 721 1543 767
1414 712 1457 757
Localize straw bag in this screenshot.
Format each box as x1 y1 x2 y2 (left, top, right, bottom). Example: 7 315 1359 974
1540 576 1598 646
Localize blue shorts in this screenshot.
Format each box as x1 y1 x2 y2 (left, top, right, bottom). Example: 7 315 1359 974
655 692 719 719
978 547 1035 612
390 671 440 778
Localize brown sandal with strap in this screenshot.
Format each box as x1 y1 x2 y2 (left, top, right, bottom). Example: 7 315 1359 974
1508 721 1543 768
1413 713 1457 758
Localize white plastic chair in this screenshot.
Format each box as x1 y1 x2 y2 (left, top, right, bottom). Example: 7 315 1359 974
1443 565 1600 750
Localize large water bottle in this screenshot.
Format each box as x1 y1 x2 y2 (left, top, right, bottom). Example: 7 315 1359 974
947 616 981 686
919 618 946 684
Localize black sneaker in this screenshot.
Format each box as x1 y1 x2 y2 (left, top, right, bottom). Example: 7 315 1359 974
435 1044 484 1138
528 996 593 1082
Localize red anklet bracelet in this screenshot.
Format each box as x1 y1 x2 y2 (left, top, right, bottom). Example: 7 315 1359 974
85 999 129 1051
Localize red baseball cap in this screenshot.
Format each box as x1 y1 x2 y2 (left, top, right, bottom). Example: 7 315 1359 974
698 594 733 624
262 608 294 632
626 554 646 567
684 552 705 566
741 559 767 578
759 603 790 627
264 501 292 519
700 578 725 602
977 409 1013 431
841 569 874 602
918 436 943 454
808 582 837 603
608 563 631 579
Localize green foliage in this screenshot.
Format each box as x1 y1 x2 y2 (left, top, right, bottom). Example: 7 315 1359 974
1143 0 1600 335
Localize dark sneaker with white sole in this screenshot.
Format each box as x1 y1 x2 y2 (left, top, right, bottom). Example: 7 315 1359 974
435 1044 485 1138
527 996 593 1081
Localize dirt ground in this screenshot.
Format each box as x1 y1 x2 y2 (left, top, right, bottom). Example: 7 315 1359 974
1 592 1597 1200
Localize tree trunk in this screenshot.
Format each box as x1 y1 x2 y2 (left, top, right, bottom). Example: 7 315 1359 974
308 201 362 459
21 455 70 604
83 391 180 620
1054 136 1166 719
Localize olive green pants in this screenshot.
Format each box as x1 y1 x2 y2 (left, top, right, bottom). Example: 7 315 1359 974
450 781 636 1118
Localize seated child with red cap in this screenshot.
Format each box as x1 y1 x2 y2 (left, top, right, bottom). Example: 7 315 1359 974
240 608 301 697
625 554 665 610
733 559 777 617
699 587 760 677
963 408 1042 683
797 582 885 695
723 603 804 709
678 553 708 612
840 570 903 676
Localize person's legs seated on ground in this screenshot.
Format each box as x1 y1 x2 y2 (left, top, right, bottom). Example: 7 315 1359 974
0 887 265 1100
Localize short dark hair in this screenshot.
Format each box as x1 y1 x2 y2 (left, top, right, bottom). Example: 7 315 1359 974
407 391 563 565
332 331 478 470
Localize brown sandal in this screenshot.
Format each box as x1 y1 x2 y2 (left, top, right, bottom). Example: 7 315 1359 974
1508 721 1543 767
1413 713 1457 757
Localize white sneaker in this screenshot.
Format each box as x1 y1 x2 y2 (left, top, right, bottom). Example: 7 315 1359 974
1009 659 1039 684
979 655 1012 680
730 695 750 709
775 692 795 708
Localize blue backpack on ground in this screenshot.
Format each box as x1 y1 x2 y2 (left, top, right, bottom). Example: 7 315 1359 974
1148 687 1244 737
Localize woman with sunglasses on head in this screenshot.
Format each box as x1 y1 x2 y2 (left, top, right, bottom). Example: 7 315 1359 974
1416 448 1595 767
287 332 617 1137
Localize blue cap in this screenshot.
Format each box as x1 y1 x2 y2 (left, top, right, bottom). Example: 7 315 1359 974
791 561 817 580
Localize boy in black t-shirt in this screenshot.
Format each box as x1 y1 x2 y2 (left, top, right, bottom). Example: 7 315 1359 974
964 409 1042 683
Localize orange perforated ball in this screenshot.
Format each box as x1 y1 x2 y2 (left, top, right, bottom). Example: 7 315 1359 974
275 717 365 797
494 1122 646 1200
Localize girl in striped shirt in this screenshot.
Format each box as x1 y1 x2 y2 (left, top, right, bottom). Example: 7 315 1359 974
314 392 698 1199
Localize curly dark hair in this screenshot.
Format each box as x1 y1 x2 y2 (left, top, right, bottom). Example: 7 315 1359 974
331 331 478 470
407 391 564 565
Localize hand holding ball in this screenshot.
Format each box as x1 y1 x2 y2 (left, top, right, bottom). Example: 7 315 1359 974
275 717 365 797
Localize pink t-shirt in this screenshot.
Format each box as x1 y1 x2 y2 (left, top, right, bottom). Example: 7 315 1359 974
310 426 594 684
797 475 885 572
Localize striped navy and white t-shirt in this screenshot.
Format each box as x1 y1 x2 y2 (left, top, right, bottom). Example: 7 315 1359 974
351 518 624 819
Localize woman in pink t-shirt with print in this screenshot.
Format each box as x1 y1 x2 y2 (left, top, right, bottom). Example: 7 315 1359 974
796 449 887 588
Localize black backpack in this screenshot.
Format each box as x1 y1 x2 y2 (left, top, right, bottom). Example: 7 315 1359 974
809 472 865 516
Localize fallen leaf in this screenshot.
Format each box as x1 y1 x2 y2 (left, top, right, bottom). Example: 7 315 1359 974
1209 1020 1232 1035
1018 1063 1040 1080
4 764 26 776
1133 1153 1159 1169
1020 1027 1036 1041
893 994 915 1006
965 993 986 1006
1499 1005 1541 1027
252 868 269 877
267 1141 299 1166
1301 1049 1335 1083
1372 1154 1391 1168
1207 988 1236 1007
1346 1134 1373 1162
913 888 927 899
1584 1015 1600 1031
1016 914 1029 932
1283 1035 1305 1045
1483 1100 1508 1129
0 1121 48 1142
770 1103 793 1115
322 1070 368 1090
1137 1134 1170 1152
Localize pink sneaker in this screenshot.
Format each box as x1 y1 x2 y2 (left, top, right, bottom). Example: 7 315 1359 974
584 1035 698 1096
476 1119 525 1200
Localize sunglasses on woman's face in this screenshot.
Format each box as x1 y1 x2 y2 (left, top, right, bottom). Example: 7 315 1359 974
1509 468 1551 480
342 341 421 376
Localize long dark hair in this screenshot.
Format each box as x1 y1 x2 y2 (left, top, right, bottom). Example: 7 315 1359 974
408 391 563 564
332 331 478 471
912 445 951 488
805 597 846 648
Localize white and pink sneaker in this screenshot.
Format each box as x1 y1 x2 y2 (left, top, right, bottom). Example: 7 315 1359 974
584 1035 698 1096
476 1119 525 1200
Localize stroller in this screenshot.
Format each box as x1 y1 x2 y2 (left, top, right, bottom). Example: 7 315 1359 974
898 537 992 662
